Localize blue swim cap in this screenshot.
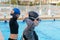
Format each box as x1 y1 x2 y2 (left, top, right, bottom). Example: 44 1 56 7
13 8 20 15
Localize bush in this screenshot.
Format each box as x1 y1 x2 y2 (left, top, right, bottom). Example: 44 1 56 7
30 2 33 6
57 2 60 6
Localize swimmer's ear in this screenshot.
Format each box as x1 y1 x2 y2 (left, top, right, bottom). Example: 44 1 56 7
16 14 20 17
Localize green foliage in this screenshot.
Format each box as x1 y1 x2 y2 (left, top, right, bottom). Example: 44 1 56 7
30 2 33 6
5 2 10 4
11 0 17 5
57 2 60 6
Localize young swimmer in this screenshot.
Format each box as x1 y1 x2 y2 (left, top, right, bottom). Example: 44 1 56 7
4 16 7 23
8 8 20 40
4 13 7 23
23 11 39 40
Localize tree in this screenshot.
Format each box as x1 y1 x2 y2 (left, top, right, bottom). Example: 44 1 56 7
11 0 17 5
57 2 60 6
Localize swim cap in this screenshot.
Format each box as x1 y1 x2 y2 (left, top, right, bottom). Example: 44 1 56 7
29 11 39 18
13 8 20 15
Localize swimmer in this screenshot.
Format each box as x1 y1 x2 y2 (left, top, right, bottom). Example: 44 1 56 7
4 13 7 23
23 11 39 40
8 8 20 40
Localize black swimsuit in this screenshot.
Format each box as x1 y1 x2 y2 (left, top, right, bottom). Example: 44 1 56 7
9 14 19 34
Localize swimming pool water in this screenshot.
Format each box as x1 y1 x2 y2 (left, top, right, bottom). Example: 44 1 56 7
0 20 60 40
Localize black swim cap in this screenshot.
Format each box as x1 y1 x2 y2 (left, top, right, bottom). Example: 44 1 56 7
29 11 39 18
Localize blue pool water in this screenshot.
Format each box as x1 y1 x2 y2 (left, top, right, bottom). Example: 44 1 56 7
0 20 60 40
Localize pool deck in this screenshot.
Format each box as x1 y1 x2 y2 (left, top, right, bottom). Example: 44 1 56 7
0 15 60 21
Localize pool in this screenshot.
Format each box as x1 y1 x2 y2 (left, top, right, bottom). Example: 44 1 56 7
0 20 60 40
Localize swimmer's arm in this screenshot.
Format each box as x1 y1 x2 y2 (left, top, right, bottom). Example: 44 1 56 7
26 19 34 28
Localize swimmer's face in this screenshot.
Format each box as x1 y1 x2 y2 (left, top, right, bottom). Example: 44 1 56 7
11 10 14 14
11 10 19 18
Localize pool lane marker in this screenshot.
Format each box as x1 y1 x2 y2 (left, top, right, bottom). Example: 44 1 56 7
0 31 4 40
